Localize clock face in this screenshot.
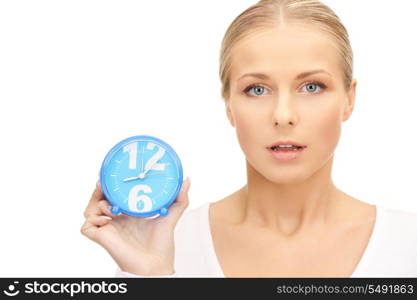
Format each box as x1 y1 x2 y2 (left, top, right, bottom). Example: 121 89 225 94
100 135 183 218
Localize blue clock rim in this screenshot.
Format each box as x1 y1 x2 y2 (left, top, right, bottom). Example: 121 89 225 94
99 135 183 218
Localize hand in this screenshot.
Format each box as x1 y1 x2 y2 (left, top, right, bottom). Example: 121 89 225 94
81 176 191 275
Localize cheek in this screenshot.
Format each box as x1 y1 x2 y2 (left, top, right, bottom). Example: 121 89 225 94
232 104 267 153
311 102 343 157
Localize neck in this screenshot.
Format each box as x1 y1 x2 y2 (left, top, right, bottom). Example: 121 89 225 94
239 155 342 236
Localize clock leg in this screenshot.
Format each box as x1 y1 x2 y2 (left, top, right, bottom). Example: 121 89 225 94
159 207 168 217
110 205 121 215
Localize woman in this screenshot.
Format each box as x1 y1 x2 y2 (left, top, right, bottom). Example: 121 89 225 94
81 0 417 277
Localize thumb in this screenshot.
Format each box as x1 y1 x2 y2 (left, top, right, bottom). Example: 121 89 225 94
163 177 191 227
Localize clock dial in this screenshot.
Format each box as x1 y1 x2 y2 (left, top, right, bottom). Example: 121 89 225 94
100 136 183 217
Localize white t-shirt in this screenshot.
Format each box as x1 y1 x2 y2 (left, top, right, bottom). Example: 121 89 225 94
115 202 417 277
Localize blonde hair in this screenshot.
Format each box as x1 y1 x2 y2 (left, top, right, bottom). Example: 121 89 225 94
219 0 353 102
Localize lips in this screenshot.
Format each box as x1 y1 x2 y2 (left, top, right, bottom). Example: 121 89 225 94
267 141 307 150
268 146 305 161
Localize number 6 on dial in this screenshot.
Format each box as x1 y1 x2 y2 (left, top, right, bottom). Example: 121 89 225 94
99 135 183 218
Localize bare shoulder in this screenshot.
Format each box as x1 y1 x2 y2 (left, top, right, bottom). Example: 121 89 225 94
209 187 245 224
336 191 376 224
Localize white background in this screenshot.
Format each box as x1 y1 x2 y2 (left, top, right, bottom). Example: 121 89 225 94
0 0 416 276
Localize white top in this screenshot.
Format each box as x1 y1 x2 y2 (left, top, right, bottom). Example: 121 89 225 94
115 202 417 277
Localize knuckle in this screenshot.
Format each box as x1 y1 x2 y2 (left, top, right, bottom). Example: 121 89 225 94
84 210 92 218
99 200 110 210
85 215 95 223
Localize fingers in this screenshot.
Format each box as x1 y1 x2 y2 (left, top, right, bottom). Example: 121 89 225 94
85 198 114 219
89 215 113 226
84 174 125 219
177 177 191 205
80 215 112 241
80 219 98 240
98 200 115 218
88 180 104 206
84 180 106 218
81 176 113 241
163 177 191 227
81 194 113 241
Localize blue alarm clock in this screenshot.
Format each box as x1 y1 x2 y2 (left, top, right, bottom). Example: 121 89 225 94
100 135 183 218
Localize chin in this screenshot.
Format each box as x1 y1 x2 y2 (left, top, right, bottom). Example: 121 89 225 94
248 158 313 185
264 170 312 185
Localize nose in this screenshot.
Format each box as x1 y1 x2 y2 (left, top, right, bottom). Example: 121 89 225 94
272 93 298 127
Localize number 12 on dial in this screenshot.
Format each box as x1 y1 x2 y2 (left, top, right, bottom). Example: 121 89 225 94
100 135 183 218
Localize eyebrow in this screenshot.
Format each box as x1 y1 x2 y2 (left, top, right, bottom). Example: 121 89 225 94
237 69 332 81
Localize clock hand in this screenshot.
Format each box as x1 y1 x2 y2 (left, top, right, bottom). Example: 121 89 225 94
123 172 160 182
139 157 159 178
123 176 139 182
138 144 167 179
140 166 152 178
133 144 156 179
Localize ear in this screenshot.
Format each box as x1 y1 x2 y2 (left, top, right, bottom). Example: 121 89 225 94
342 79 357 122
225 102 236 127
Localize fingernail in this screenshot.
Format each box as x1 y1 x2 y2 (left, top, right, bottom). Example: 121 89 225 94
96 180 101 188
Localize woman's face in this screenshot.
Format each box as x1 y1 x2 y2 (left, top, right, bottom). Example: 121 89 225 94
226 23 356 184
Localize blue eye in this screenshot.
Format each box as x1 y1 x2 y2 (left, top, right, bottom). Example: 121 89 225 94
302 82 327 94
244 85 267 97
244 81 327 98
